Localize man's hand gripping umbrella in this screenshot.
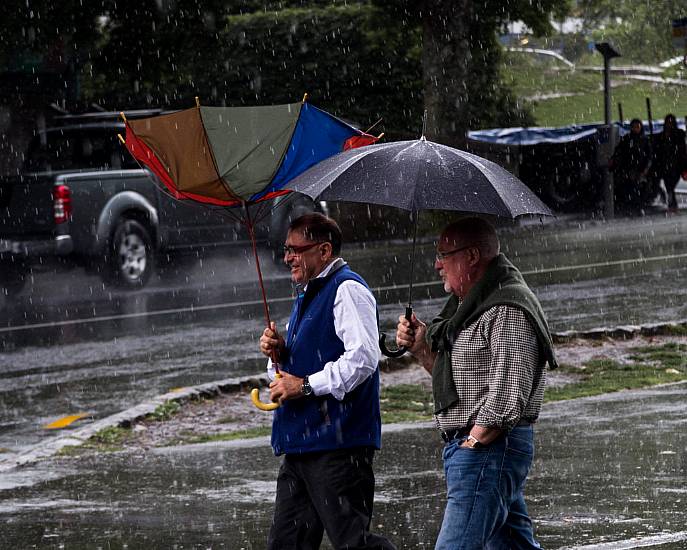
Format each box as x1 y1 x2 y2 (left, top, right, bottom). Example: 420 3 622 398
253 321 282 410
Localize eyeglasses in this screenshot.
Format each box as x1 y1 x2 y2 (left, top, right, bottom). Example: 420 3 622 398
282 242 323 256
435 244 474 262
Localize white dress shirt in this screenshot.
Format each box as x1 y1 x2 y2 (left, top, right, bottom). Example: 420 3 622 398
267 258 380 401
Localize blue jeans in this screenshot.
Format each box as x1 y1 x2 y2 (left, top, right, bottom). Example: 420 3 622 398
435 425 541 550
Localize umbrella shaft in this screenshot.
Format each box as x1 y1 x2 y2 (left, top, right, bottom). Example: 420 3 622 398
406 211 419 309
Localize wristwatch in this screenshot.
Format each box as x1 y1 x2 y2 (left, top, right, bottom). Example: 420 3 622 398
301 375 313 397
464 435 485 449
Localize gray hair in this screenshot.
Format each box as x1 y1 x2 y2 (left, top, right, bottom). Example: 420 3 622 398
440 217 500 260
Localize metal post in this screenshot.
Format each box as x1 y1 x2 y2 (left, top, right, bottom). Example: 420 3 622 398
646 97 654 136
603 55 612 127
595 42 621 220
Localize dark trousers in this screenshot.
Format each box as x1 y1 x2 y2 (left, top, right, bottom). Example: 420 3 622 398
267 447 396 550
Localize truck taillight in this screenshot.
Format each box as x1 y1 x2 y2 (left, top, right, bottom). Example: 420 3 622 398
53 184 72 224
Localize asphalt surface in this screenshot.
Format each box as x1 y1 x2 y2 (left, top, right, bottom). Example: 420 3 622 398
1 381 686 549
2 195 687 548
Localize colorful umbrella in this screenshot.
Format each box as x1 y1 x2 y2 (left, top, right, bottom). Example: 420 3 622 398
118 97 378 407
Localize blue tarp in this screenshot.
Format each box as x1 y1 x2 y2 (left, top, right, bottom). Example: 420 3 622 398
468 121 687 146
468 124 600 145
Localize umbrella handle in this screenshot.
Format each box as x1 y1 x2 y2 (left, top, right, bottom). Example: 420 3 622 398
379 306 412 358
251 373 281 411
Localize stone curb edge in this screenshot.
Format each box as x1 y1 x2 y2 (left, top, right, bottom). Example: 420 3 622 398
3 318 686 471
551 318 687 342
0 374 270 472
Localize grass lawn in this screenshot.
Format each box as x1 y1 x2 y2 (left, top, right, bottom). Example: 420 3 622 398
382 343 687 422
530 81 687 126
502 51 687 127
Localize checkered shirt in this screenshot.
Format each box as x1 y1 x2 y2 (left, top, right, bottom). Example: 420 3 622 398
434 305 545 432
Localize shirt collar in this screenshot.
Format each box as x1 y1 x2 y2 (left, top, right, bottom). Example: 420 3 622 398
301 257 346 292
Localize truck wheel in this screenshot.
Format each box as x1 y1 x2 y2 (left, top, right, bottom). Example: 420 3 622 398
107 219 154 288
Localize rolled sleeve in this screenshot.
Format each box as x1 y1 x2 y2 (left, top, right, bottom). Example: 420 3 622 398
308 280 380 400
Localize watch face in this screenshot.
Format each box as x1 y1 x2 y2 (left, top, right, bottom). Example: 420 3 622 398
302 378 313 396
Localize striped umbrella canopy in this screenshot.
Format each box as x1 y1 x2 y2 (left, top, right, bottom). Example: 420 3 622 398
119 98 377 351
122 100 376 207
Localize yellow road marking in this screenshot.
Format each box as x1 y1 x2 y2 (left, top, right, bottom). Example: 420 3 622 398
43 413 90 430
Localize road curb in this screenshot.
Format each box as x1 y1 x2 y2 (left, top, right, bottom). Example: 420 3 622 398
2 319 687 472
0 374 270 472
552 318 687 342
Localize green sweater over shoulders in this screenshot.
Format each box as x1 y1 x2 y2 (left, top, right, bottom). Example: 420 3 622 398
426 253 558 414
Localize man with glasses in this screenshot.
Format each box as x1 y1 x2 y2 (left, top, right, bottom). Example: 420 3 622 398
259 213 395 550
396 217 557 549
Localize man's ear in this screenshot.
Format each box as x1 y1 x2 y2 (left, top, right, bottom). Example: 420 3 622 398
466 246 481 267
320 242 333 259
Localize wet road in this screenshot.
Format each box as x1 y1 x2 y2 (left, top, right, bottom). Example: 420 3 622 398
2 211 687 455
1 381 686 549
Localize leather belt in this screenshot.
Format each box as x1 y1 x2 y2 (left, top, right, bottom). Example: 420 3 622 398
440 420 533 443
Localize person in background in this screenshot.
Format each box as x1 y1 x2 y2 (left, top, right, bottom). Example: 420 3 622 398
609 118 652 213
259 213 396 550
396 217 557 550
650 113 686 213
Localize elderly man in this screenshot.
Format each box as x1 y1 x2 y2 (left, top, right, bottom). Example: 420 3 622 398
259 213 396 550
396 217 557 550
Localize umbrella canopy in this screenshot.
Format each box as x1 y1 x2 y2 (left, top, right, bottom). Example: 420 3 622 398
285 138 553 218
120 99 379 409
123 101 377 207
284 137 554 357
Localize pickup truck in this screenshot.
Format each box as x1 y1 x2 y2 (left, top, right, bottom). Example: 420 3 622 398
0 113 315 295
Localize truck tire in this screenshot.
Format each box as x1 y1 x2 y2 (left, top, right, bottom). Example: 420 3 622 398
106 219 154 288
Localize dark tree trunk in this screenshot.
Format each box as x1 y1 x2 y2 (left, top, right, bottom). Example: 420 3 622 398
422 0 472 147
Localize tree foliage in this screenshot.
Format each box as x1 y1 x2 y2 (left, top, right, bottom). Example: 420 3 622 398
1 0 565 138
576 0 686 63
372 0 567 143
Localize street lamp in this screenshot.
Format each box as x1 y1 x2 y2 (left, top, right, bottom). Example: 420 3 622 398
595 42 621 219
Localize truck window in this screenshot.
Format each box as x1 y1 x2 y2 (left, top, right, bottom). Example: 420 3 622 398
24 129 138 172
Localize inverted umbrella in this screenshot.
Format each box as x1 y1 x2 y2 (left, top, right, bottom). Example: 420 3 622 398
119 97 378 406
284 137 554 356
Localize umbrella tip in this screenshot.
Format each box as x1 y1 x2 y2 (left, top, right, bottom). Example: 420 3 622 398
421 109 428 140
195 96 200 108
302 92 309 103
117 133 126 145
119 111 127 123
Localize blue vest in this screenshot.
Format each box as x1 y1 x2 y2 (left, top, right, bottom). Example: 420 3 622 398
271 264 382 456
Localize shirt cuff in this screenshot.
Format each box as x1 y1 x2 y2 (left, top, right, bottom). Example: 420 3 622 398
266 359 278 381
476 406 518 431
307 369 335 399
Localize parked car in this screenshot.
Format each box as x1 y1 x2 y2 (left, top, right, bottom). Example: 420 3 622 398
0 111 316 294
